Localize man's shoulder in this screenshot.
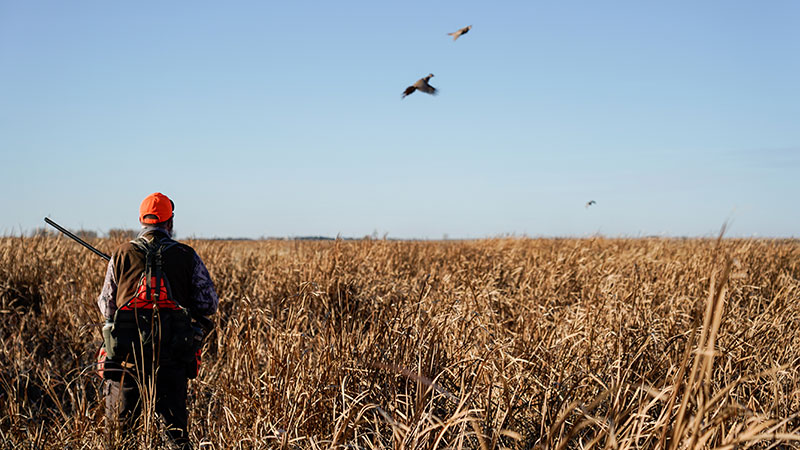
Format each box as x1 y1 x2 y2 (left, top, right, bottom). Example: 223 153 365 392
112 240 138 256
164 240 199 261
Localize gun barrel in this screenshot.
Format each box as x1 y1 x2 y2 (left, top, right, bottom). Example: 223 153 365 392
44 217 111 261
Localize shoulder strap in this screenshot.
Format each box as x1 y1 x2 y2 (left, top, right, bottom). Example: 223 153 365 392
153 237 179 305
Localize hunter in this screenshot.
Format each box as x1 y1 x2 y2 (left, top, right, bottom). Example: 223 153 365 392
97 192 218 448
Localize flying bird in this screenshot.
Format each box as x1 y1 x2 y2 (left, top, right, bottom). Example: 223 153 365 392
585 200 597 208
402 74 437 98
448 25 472 41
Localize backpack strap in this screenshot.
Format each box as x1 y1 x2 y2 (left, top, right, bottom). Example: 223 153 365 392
154 238 179 306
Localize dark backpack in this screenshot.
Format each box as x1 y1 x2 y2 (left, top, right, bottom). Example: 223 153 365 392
102 235 195 378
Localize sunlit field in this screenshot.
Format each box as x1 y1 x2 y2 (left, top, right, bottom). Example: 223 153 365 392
1 236 799 449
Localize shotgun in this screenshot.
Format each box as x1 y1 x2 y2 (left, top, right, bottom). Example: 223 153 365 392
44 217 110 260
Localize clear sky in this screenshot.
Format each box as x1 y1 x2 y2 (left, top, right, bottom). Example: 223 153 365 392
1 1 798 239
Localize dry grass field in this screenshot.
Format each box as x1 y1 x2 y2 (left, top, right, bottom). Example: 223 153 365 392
1 235 799 449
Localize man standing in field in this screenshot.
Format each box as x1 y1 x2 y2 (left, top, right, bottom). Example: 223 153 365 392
97 192 218 449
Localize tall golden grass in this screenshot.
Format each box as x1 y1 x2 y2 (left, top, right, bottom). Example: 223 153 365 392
0 235 799 448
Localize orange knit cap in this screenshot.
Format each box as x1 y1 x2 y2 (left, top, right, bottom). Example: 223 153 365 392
139 192 174 224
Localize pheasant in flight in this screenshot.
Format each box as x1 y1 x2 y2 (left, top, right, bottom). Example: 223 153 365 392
585 200 597 209
448 25 472 41
402 74 437 98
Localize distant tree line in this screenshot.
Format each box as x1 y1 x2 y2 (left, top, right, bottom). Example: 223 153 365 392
28 228 137 239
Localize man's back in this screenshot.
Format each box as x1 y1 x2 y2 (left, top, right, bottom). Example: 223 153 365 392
112 231 195 310
98 229 218 321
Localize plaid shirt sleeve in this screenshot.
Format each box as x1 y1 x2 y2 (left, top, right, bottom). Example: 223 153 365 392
191 252 219 316
97 258 117 321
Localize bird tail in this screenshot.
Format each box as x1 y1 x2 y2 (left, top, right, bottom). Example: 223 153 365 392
447 32 459 41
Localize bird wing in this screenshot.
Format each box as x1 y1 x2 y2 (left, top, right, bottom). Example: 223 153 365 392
449 28 465 40
448 26 470 40
416 81 437 95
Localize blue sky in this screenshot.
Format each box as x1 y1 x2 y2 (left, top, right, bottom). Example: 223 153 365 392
1 1 798 238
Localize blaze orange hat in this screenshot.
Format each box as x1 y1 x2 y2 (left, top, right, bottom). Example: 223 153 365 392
139 192 174 224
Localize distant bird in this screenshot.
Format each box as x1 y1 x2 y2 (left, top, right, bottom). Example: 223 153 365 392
585 200 597 208
448 25 472 41
402 74 437 98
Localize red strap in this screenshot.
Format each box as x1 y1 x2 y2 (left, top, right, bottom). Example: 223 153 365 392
121 276 182 310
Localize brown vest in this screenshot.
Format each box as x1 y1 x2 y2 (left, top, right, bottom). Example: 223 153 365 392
113 231 196 310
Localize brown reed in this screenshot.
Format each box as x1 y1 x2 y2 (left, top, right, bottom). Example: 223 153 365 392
0 235 799 448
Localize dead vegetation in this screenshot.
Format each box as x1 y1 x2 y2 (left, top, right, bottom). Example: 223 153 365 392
0 235 799 448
